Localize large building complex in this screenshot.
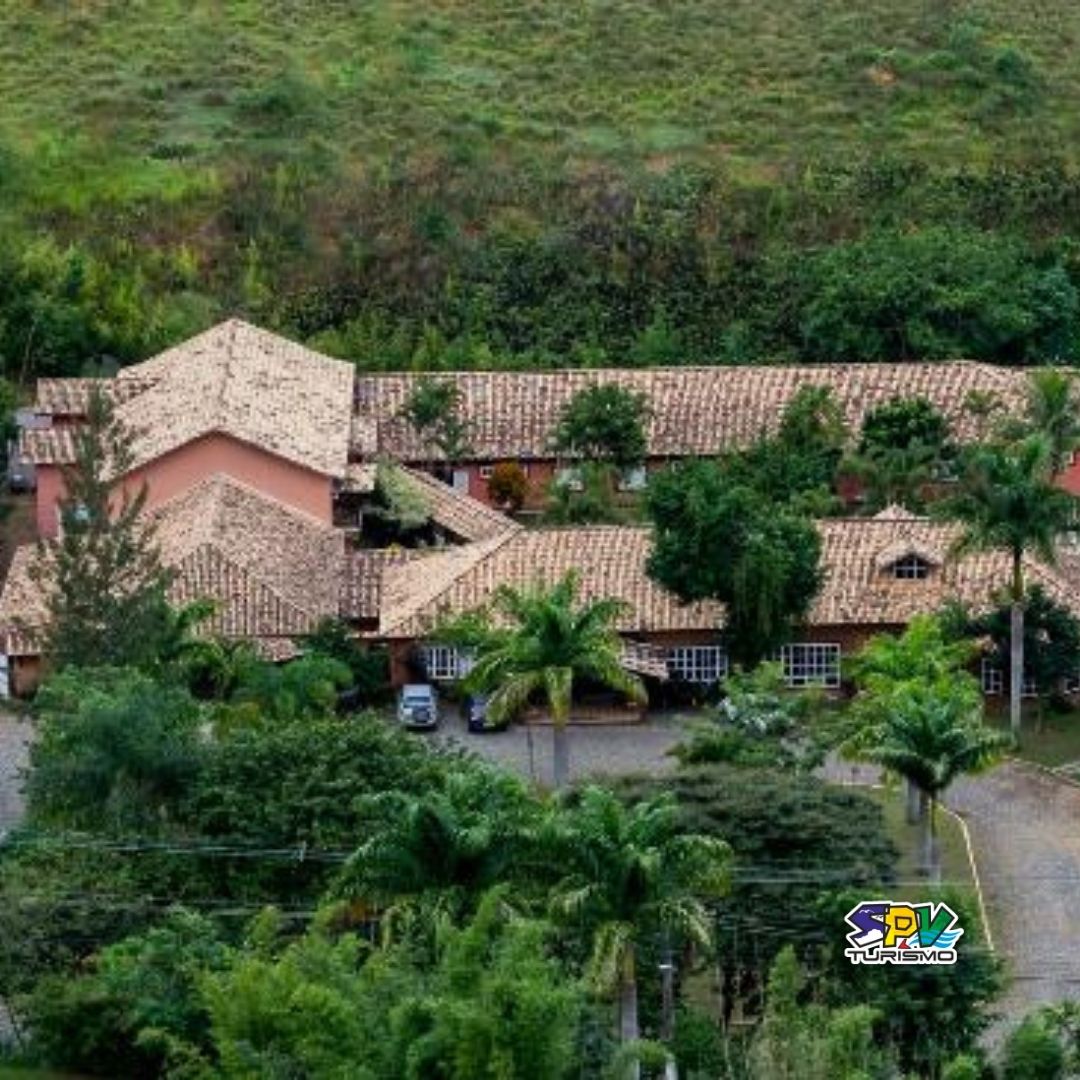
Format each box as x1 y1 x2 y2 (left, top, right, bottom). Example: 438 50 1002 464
2 319 1076 698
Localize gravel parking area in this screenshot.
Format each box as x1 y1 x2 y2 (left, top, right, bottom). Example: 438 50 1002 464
0 711 32 837
436 711 689 787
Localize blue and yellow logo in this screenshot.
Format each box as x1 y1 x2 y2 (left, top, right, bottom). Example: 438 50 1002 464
844 900 963 965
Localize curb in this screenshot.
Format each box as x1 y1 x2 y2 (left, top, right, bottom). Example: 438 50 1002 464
940 802 995 954
1005 754 1080 792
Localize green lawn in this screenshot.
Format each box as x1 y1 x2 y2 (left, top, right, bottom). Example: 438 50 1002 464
987 707 1080 769
2 0 1080 212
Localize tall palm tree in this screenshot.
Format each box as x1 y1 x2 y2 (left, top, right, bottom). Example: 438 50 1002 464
938 435 1077 733
465 572 647 788
847 679 1007 881
545 787 729 1061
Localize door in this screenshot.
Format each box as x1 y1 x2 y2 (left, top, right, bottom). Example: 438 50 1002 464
452 468 470 493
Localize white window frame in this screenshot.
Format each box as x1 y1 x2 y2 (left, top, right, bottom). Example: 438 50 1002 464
479 464 494 479
980 657 1038 697
617 466 648 492
781 643 841 689
891 554 930 580
980 658 1004 695
421 645 475 682
667 645 728 685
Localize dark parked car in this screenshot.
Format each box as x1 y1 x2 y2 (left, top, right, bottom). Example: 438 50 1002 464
461 694 492 733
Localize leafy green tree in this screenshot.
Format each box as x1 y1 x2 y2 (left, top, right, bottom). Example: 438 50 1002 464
846 669 1007 880
617 766 897 1024
544 787 729 1054
30 387 177 670
647 461 822 667
545 461 627 525
302 616 389 706
945 586 1080 709
1003 1015 1066 1080
817 889 1003 1076
551 383 650 471
26 667 202 833
859 397 951 458
204 893 584 1080
24 909 228 1078
371 460 431 536
399 375 474 463
748 947 891 1080
847 397 953 511
793 226 1077 364
938 434 1077 732
673 662 828 772
228 651 353 722
459 572 646 788
851 615 979 822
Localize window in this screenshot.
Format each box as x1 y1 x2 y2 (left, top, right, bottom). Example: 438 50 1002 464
891 554 930 580
617 466 648 492
667 645 728 685
980 658 1038 697
556 467 584 492
421 645 474 682
479 464 494 479
781 644 841 688
980 658 1004 695
1064 672 1080 697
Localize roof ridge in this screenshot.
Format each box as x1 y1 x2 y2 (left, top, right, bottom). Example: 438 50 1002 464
354 358 1016 380
380 528 522 635
152 471 336 532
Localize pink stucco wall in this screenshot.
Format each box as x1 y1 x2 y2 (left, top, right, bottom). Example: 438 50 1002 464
35 433 332 538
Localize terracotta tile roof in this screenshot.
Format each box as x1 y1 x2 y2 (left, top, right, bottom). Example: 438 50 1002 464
400 467 521 542
24 320 355 478
377 512 1080 642
354 362 1029 462
340 547 421 621
379 527 722 639
0 474 347 654
813 515 1079 626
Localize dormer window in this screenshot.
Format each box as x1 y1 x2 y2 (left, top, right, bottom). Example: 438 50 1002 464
892 554 930 580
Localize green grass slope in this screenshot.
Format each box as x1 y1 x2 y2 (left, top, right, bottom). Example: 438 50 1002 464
1 1 1080 376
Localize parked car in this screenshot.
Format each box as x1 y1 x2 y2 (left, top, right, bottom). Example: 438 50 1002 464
397 683 439 730
461 694 492 733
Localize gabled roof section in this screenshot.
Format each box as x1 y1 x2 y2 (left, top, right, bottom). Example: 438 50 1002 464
815 517 1079 626
399 467 521 543
25 320 355 478
0 474 347 655
379 527 721 639
353 362 1031 462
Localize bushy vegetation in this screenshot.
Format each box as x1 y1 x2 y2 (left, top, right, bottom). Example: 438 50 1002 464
5 4 1080 385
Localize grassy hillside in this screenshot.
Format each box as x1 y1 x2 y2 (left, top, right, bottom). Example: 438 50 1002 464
2 1 1080 378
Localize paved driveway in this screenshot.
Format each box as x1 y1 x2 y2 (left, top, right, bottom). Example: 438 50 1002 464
947 762 1080 1018
437 712 688 787
0 712 31 838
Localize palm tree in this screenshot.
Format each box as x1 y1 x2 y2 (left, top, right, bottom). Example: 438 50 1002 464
335 768 535 934
464 572 647 788
545 787 729 1062
938 435 1077 733
847 678 1007 881
1021 369 1080 474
